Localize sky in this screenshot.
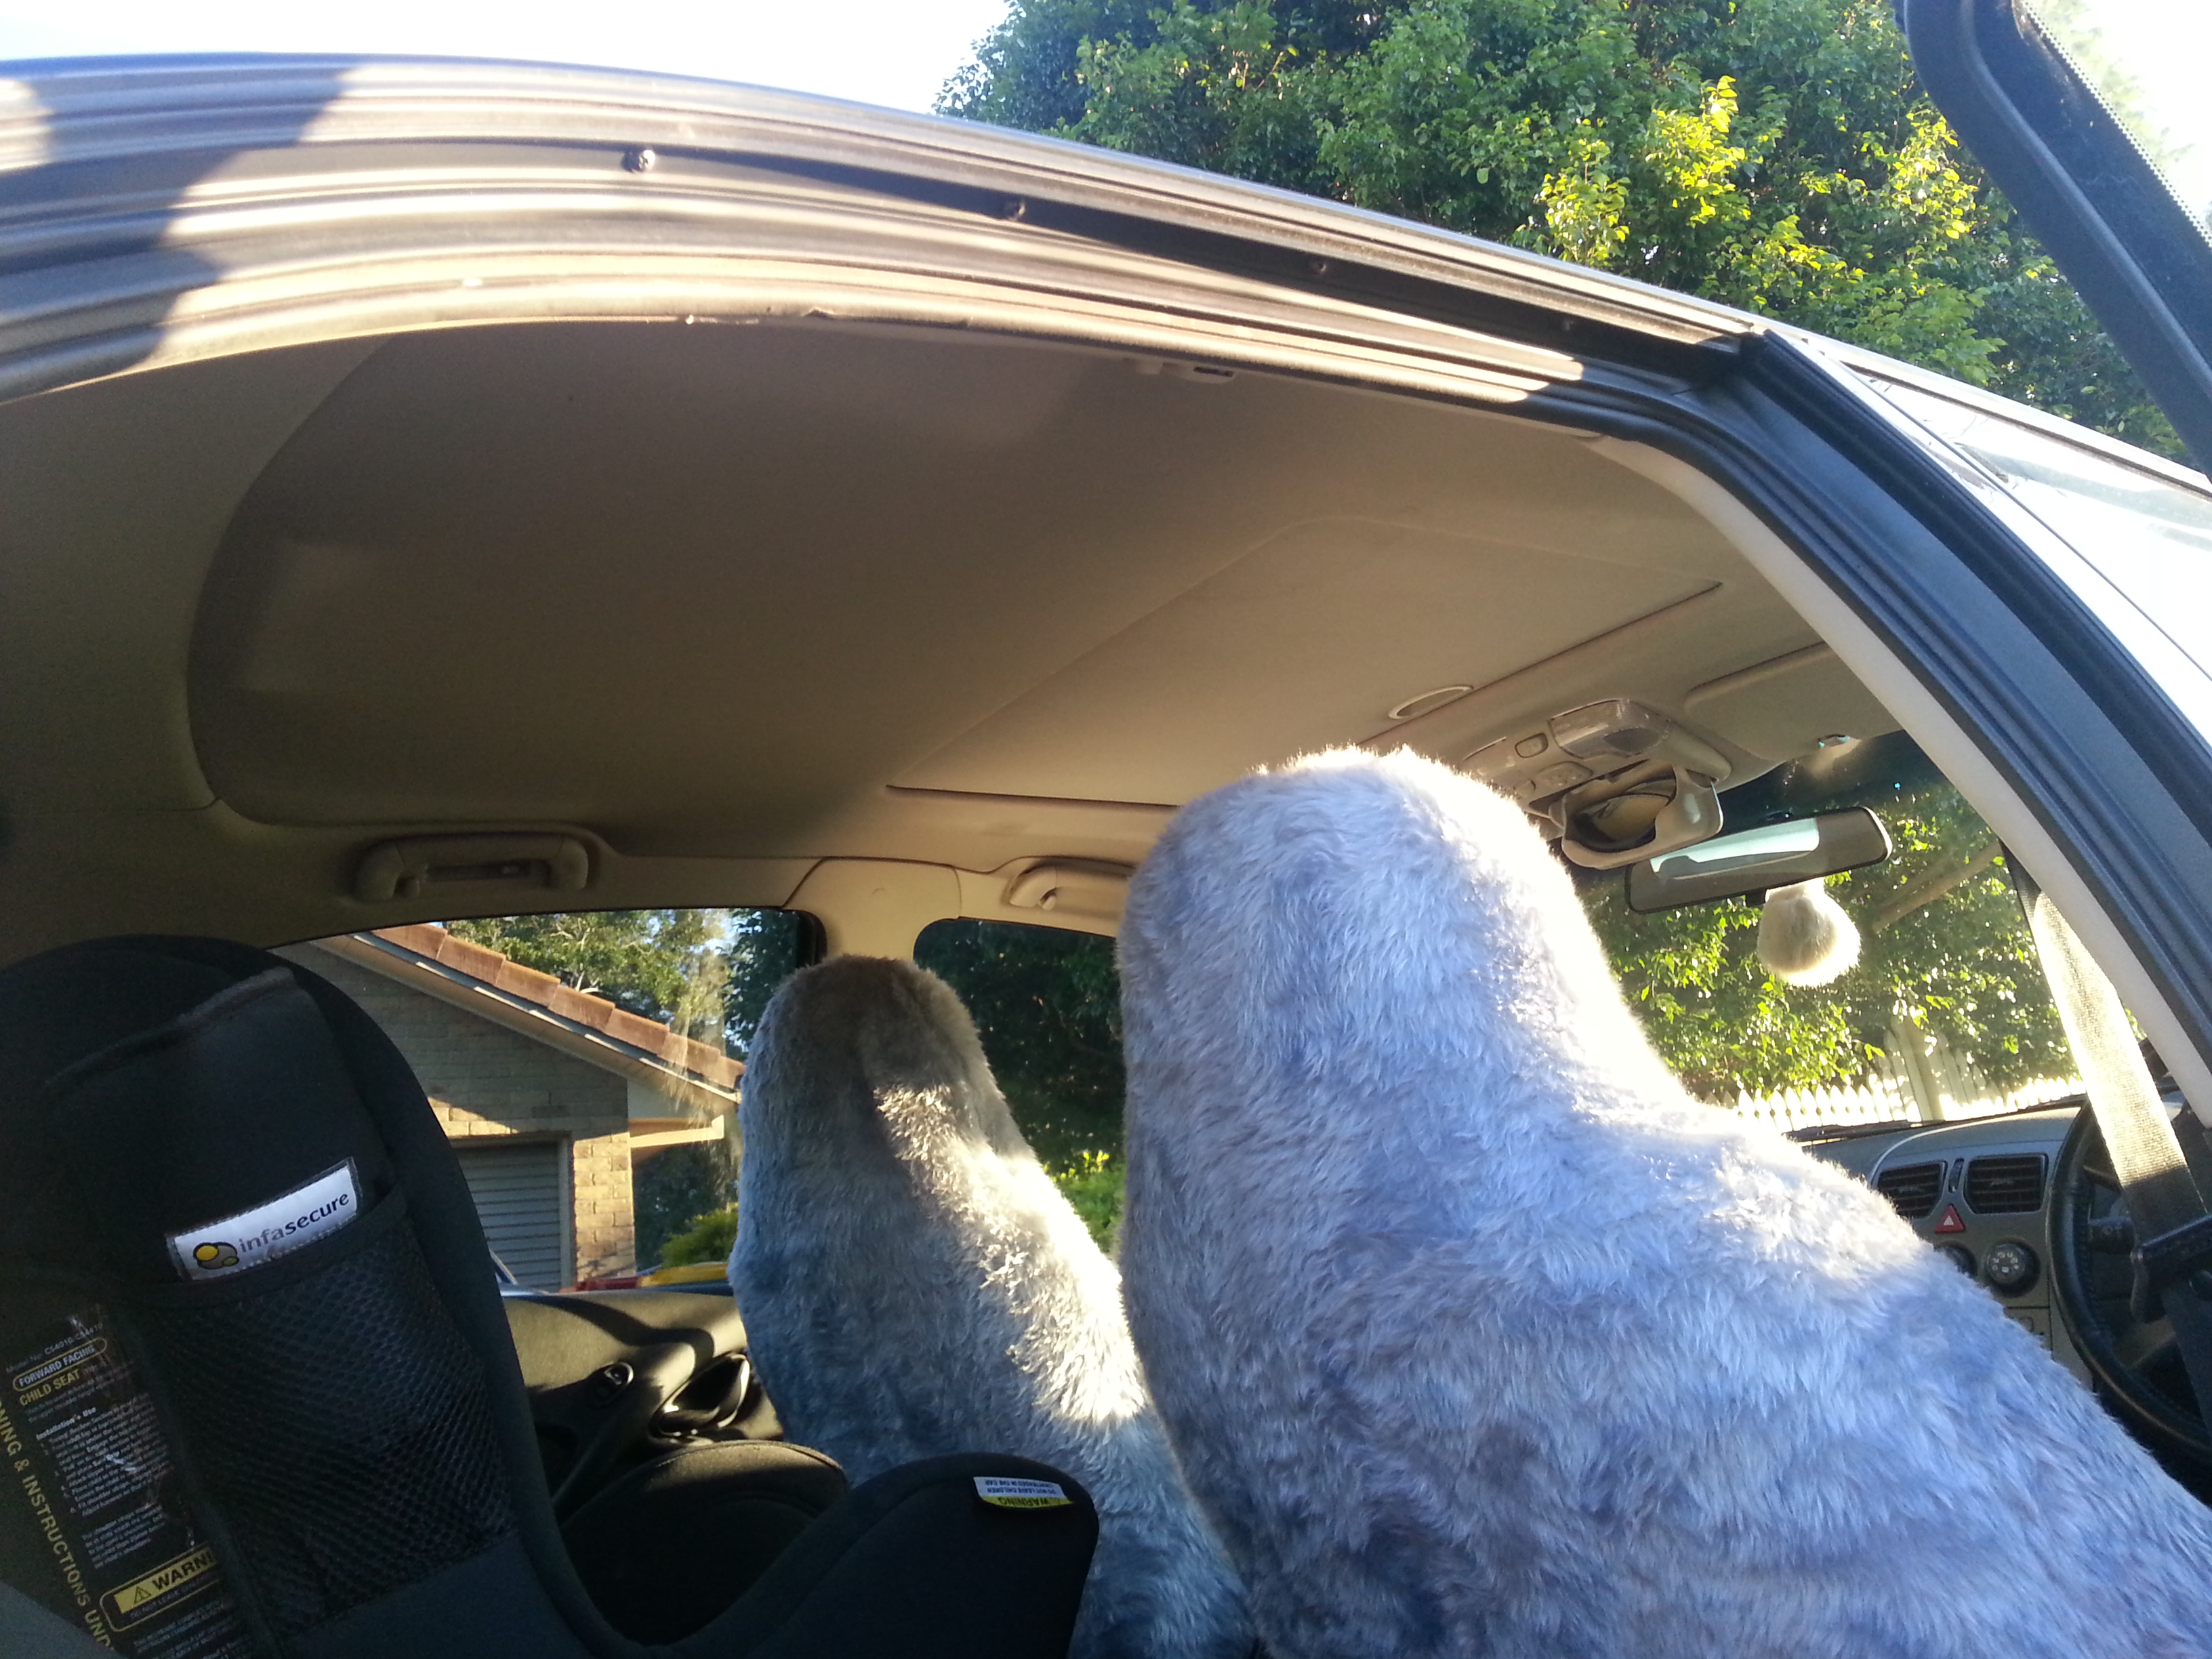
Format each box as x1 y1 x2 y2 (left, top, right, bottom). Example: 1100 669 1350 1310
0 0 1014 115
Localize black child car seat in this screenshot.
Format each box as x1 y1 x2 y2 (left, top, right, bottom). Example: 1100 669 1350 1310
0 936 1097 1659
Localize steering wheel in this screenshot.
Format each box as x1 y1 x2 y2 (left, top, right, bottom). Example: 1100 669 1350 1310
2049 1108 2212 1484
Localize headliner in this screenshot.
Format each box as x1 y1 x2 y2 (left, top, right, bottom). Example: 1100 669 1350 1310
0 317 1891 956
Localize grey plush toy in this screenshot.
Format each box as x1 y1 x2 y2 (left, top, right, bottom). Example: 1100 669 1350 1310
727 955 1250 1659
1117 746 2212 1659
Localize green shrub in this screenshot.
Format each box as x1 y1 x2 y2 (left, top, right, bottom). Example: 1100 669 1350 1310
1050 1149 1125 1254
659 1203 738 1268
661 1162 1120 1272
632 1139 737 1268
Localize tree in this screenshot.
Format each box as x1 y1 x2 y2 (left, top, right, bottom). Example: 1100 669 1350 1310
941 0 2181 456
1583 790 2068 1103
446 909 728 1033
444 907 806 1055
915 918 1128 1167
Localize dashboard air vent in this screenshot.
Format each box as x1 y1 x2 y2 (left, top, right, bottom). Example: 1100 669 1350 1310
1966 1153 2047 1215
1875 1161 1944 1220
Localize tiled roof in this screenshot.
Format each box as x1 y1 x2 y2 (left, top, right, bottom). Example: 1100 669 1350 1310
371 924 743 1091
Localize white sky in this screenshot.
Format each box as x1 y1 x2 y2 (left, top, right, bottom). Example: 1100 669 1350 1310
0 0 1015 115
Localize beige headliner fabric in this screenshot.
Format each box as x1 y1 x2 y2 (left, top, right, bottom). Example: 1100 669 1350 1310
190 320 1791 840
0 318 1878 957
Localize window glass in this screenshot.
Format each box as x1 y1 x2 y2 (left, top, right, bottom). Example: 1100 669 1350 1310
1868 374 2212 742
2020 0 2212 241
287 908 805 1286
911 739 2088 1232
442 909 804 1273
915 918 1126 1249
1576 731 2077 1134
443 909 802 1058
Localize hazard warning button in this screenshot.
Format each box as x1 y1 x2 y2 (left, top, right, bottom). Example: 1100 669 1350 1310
1933 1204 1966 1235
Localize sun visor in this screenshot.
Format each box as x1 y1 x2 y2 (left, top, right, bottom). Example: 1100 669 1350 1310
1683 646 1900 764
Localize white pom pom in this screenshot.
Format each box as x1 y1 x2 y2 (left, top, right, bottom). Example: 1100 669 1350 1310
1758 879 1861 987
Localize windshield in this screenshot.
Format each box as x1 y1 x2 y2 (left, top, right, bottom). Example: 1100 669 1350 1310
1576 731 2081 1133
2020 0 2212 243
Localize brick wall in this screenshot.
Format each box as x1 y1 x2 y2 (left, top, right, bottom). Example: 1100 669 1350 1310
282 945 636 1282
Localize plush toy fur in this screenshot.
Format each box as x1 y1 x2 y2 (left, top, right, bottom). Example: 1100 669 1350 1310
1758 877 1862 986
1117 747 2212 1659
728 956 1250 1659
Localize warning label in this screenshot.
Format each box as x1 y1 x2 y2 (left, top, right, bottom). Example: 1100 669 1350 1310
972 1475 1073 1509
103 1543 218 1627
3 1307 252 1657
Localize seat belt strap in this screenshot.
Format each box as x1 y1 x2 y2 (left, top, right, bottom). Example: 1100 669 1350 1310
2019 872 2212 1421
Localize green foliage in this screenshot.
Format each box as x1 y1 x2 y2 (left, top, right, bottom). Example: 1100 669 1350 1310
634 1139 739 1267
1049 1149 1127 1251
941 0 2180 457
722 909 808 1056
916 919 1127 1167
1582 775 2070 1101
448 909 726 1029
659 1203 739 1268
443 906 805 1056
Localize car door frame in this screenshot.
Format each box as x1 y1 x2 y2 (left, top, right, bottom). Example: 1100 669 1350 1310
1902 0 2212 469
1526 335 2212 1120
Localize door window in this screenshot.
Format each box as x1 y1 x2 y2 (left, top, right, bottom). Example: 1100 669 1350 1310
289 908 804 1279
1867 372 2212 748
915 918 1126 1249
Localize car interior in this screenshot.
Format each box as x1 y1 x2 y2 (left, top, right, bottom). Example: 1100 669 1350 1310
0 306 2200 1653
1 317 1893 949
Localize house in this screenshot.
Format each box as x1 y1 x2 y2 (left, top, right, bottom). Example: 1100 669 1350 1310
279 925 741 1288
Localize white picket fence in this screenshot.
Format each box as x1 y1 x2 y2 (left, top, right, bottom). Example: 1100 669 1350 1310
1734 1076 1914 1134
1734 1074 2083 1135
1733 1033 2083 1135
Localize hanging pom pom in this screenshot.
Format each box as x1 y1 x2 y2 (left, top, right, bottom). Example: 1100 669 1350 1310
1758 878 1860 987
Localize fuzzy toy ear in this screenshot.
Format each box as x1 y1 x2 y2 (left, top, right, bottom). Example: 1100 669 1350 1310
1758 879 1861 986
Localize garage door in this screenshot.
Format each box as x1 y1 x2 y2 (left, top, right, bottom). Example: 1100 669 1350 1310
456 1139 568 1290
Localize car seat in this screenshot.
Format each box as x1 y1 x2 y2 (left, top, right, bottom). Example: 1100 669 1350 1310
729 955 1251 1659
1113 747 2212 1659
0 935 1097 1659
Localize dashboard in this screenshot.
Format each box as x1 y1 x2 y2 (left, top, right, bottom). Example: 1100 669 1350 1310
1799 1103 2093 1388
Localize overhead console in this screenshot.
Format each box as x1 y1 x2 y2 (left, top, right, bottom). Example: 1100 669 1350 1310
1467 699 1732 870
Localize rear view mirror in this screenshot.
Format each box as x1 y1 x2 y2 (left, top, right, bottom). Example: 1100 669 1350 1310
1626 808 1892 913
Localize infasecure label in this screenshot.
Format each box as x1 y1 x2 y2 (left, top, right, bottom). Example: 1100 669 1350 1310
3 1307 252 1657
973 1476 1073 1509
167 1161 360 1282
